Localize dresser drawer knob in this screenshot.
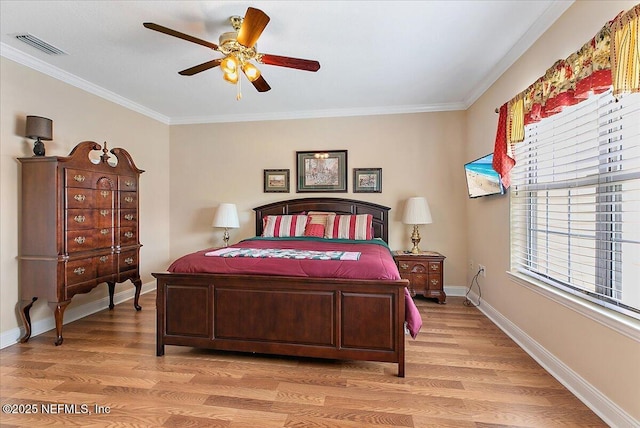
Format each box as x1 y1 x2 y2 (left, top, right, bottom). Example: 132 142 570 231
124 214 134 221
124 257 134 265
73 267 85 275
73 194 86 202
100 229 110 235
73 215 85 223
400 263 409 270
125 180 134 187
73 174 86 183
74 236 86 244
100 209 109 216
99 256 109 263
124 196 134 203
100 190 110 198
124 231 134 239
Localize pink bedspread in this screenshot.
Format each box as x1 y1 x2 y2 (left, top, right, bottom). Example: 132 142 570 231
168 237 422 338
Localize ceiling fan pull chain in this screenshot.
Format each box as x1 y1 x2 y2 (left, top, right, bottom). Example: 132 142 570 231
236 75 242 100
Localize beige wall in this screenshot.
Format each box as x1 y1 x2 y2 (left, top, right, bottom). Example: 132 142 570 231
0 57 171 338
466 0 640 422
169 113 469 285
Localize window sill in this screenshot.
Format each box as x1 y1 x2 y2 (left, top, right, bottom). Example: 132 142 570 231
507 271 640 341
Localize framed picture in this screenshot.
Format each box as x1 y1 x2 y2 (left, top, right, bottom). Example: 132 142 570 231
353 168 382 193
263 169 290 193
296 150 348 192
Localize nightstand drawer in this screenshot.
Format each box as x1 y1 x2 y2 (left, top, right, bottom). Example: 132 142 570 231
428 262 441 273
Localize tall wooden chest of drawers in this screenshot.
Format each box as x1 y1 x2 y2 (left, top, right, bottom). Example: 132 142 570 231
393 251 446 304
18 141 144 345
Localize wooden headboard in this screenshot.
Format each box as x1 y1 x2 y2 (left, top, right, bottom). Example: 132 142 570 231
253 197 391 243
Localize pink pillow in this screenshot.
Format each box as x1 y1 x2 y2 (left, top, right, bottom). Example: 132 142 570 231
325 214 373 240
304 223 325 237
262 215 308 237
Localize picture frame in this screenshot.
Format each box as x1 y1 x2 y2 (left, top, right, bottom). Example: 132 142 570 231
353 168 382 193
263 169 290 193
296 150 348 192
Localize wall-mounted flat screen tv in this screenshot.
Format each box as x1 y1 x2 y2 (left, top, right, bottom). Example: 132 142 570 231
464 153 505 198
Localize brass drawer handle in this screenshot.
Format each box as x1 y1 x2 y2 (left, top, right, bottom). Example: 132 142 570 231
100 190 110 198
400 263 409 270
74 236 86 244
73 174 86 183
124 214 134 221
73 267 85 275
74 194 86 202
73 215 85 223
100 209 109 216
124 231 134 238
99 256 109 262
430 264 439 270
431 279 439 285
125 180 134 187
124 257 134 265
101 229 110 235
124 196 134 203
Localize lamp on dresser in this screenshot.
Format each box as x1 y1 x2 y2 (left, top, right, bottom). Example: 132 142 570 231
213 203 239 247
402 196 432 254
25 115 53 156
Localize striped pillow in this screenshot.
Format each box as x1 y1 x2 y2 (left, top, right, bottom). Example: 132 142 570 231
325 214 373 240
262 215 308 237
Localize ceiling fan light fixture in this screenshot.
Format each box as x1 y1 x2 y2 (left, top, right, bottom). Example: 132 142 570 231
223 70 239 84
242 62 261 82
143 6 319 98
221 55 238 74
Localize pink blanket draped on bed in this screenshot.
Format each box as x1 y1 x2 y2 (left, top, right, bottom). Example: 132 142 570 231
168 237 423 338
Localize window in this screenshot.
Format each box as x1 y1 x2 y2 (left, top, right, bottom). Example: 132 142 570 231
510 89 640 320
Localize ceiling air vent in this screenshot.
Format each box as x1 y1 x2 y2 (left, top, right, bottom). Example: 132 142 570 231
15 33 67 55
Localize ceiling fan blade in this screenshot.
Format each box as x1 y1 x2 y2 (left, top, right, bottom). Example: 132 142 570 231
237 7 270 48
143 22 218 50
178 59 222 76
251 75 271 92
258 54 320 72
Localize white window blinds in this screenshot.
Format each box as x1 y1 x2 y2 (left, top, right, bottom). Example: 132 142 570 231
510 89 640 320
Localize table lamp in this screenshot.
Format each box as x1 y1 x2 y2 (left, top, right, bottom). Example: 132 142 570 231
212 203 239 247
25 115 53 156
402 197 432 254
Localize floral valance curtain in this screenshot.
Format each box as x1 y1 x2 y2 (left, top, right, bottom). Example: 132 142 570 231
493 3 639 188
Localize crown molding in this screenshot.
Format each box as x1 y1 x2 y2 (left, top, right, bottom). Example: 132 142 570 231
1 42 170 125
463 0 574 108
169 102 466 125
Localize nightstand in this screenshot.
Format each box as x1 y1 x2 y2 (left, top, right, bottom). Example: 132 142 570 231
393 250 446 304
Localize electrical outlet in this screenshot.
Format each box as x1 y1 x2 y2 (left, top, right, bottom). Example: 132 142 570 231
469 260 474 272
478 264 486 277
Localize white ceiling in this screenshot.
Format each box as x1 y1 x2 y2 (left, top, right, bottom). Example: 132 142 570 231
0 1 572 124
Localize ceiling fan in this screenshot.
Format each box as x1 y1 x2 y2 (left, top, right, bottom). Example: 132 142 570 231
143 7 320 98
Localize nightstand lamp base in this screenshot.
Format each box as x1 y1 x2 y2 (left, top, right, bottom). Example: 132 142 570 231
410 224 422 254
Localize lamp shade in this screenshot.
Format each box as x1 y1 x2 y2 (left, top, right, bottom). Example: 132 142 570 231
212 203 239 228
25 116 53 140
402 197 432 225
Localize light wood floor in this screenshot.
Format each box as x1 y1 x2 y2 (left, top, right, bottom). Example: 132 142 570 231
0 292 606 427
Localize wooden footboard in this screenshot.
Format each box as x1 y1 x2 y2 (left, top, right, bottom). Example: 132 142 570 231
153 272 408 377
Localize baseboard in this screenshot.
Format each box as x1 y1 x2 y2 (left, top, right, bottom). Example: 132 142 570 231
0 281 156 350
466 290 638 428
444 285 468 297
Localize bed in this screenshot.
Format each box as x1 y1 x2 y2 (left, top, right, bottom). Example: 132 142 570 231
153 197 421 377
